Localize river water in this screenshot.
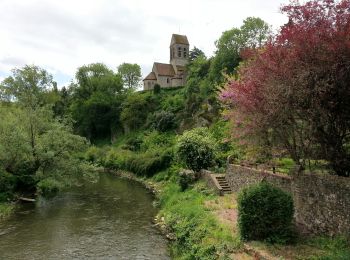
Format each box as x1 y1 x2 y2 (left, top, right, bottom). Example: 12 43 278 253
0 174 170 259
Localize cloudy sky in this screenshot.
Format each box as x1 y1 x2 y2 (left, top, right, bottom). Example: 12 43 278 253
0 0 289 87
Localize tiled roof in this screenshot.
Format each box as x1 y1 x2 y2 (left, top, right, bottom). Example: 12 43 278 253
143 71 157 80
172 34 189 45
154 62 175 76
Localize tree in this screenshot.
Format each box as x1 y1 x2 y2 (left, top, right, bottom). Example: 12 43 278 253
120 93 151 131
240 17 271 49
189 46 206 62
70 63 124 140
209 17 270 84
0 65 55 109
117 63 142 89
0 66 97 196
222 0 350 176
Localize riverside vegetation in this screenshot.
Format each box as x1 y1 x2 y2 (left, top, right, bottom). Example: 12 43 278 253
1 1 350 259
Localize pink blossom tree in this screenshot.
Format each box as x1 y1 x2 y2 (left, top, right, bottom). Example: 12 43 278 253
221 0 350 176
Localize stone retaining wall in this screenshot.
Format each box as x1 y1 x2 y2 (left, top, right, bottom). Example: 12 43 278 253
226 164 292 194
226 164 350 236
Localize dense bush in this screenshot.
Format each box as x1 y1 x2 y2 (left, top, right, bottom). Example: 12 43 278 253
140 131 175 151
85 146 108 165
177 127 216 172
122 137 143 151
0 170 15 202
153 83 161 94
237 182 294 244
37 178 61 198
178 169 196 191
152 111 177 132
125 149 173 176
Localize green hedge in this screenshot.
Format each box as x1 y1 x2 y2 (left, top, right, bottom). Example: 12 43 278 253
237 182 294 244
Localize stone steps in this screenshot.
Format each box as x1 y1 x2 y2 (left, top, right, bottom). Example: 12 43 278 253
215 176 232 194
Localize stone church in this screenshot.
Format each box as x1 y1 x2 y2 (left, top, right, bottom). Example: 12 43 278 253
143 34 189 90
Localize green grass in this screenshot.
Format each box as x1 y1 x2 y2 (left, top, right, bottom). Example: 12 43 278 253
0 202 15 220
306 236 350 260
156 171 241 259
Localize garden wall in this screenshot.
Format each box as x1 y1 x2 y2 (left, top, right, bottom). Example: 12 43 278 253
226 164 350 236
226 164 292 194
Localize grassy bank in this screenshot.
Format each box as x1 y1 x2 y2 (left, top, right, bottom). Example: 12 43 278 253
0 202 15 220
114 167 242 259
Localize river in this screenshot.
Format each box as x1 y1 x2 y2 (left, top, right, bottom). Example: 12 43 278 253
0 174 170 259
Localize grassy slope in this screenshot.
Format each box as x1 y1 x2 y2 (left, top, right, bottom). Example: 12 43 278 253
90 89 349 259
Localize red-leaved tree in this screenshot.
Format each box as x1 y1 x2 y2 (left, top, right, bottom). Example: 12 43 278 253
221 0 350 176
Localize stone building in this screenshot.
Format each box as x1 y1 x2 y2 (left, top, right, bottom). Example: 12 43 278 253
143 34 189 90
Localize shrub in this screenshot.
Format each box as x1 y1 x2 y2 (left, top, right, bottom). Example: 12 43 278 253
176 127 216 172
85 146 107 165
37 178 61 198
140 131 175 152
104 148 127 169
0 170 15 202
237 182 294 244
153 83 161 94
122 137 143 151
153 111 177 132
125 149 173 176
178 169 196 191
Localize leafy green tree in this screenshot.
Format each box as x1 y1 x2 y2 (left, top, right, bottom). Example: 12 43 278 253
120 93 152 131
209 17 270 84
0 65 56 108
70 63 124 140
117 63 142 89
0 66 97 196
0 104 96 195
189 46 206 62
240 17 271 49
184 55 211 116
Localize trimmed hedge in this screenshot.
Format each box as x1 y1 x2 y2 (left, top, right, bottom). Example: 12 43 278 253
237 182 294 244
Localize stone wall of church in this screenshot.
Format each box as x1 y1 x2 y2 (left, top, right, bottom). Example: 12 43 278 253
157 75 172 88
143 80 156 90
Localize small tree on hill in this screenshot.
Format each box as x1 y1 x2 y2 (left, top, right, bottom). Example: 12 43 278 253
117 63 142 90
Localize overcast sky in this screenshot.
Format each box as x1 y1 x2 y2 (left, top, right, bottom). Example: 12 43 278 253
0 0 289 87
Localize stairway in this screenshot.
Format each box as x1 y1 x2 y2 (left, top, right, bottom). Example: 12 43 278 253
215 176 232 194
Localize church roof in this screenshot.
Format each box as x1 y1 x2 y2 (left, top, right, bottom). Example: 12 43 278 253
143 71 157 81
154 62 175 76
171 34 189 45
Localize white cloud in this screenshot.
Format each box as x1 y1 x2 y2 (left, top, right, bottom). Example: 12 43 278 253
0 0 289 87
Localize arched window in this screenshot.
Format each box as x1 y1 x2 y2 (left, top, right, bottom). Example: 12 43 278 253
178 47 182 57
167 78 170 84
183 47 187 58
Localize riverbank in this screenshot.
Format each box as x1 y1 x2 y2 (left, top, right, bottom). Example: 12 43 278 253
110 168 245 259
0 202 15 221
110 169 350 260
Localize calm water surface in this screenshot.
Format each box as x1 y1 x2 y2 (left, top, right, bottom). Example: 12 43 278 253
0 174 169 259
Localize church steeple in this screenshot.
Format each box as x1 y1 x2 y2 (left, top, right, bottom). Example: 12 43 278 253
170 34 189 67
